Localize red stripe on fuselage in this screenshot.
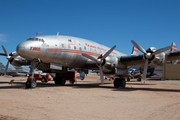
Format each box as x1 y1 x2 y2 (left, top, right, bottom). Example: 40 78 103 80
47 48 102 57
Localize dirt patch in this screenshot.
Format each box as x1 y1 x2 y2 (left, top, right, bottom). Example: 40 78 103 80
0 75 180 120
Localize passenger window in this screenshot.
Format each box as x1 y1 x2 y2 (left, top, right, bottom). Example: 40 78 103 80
61 44 64 48
68 45 71 49
74 46 76 50
79 47 82 51
94 49 96 53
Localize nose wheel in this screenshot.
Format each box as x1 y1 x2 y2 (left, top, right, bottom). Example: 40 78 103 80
26 80 37 88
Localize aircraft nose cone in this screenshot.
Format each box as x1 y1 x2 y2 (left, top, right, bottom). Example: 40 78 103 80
16 42 25 56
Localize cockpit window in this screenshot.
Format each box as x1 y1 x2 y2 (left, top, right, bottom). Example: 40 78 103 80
39 39 44 42
27 38 34 40
26 37 45 42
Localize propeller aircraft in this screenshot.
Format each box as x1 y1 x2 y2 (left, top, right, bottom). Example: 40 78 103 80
3 34 180 88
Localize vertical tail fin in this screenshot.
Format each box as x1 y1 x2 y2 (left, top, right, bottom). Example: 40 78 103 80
10 65 17 70
131 46 138 55
171 42 177 51
171 42 178 65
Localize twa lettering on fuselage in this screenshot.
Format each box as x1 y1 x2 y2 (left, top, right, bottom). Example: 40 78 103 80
30 47 40 51
85 43 117 55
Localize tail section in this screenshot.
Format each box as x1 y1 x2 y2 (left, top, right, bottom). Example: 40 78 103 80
171 42 177 52
171 42 178 65
131 46 138 55
10 65 17 70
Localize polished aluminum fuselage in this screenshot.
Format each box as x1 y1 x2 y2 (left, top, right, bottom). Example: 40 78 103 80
16 35 126 69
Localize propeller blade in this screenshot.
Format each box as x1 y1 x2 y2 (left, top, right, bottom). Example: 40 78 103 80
82 53 97 61
99 64 104 84
4 60 10 75
131 40 147 54
102 45 116 60
152 46 171 55
2 45 9 56
142 59 148 80
0 53 6 56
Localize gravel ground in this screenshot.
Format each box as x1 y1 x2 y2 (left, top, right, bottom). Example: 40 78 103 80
0 75 180 120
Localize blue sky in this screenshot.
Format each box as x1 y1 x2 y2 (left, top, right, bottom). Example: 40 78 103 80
0 0 180 66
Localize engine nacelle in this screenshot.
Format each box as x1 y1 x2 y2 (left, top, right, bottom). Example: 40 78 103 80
11 56 31 66
149 52 165 68
102 56 118 73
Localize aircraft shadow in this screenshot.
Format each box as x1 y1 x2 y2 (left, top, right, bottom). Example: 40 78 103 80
127 83 156 85
113 87 180 92
37 82 180 93
0 81 180 93
0 81 26 89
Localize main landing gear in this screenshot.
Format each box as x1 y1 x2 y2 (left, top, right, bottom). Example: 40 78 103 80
113 78 126 88
54 74 66 85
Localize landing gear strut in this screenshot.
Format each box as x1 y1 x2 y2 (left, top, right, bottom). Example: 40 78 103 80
114 78 126 88
26 62 40 88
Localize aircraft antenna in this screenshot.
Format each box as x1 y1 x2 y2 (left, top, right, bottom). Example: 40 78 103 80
36 32 42 36
57 32 59 36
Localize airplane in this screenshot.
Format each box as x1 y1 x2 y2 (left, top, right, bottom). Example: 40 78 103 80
0 47 31 75
127 67 142 81
2 34 178 88
0 62 29 77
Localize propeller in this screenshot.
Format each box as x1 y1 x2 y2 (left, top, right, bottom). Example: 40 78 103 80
82 45 116 84
0 45 18 75
131 40 171 82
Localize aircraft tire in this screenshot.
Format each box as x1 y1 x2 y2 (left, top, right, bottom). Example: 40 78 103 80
54 76 66 85
119 78 126 88
25 81 31 88
114 78 126 88
60 77 66 85
114 78 120 88
26 80 37 88
127 77 130 82
137 78 141 81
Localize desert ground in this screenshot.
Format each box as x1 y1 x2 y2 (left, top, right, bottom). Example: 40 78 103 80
0 74 180 120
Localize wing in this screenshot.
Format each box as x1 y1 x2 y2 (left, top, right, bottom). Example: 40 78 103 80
119 54 145 68
119 50 180 69
165 51 180 61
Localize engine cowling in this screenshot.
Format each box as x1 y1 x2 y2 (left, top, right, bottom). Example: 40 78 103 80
11 56 31 66
102 56 118 73
149 52 165 68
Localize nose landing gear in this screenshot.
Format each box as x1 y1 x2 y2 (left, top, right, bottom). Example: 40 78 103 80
26 62 40 88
